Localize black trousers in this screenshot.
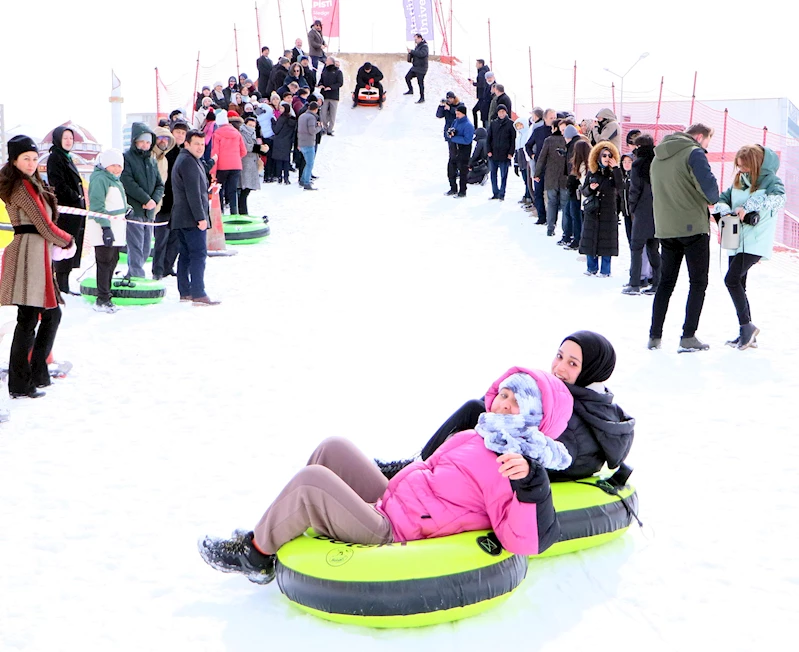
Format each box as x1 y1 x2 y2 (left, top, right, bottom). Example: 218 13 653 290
649 234 709 339
447 143 471 194
9 305 62 394
152 214 179 277
405 70 425 98
725 252 761 325
629 238 661 288
421 399 486 460
94 245 120 304
238 189 251 215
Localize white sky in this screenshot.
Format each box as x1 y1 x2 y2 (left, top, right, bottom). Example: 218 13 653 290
1 0 795 149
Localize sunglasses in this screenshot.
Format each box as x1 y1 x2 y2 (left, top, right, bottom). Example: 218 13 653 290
601 153 612 159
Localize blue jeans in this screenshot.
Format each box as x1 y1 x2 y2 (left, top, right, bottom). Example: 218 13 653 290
562 198 582 241
176 227 208 299
586 255 611 275
546 188 570 235
300 146 316 186
533 173 546 219
489 159 510 198
217 170 241 215
520 167 532 200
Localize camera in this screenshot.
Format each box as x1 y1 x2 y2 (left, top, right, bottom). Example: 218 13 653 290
743 211 760 226
447 128 456 137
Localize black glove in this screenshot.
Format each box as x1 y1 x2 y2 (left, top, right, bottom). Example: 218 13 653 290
514 164 520 177
101 226 114 247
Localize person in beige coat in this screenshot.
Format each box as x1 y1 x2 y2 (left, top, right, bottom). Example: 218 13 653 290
0 135 75 399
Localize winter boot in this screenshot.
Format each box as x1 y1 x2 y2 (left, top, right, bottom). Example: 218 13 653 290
444 189 457 196
678 336 710 353
737 322 760 350
93 300 119 313
375 458 416 480
621 285 641 295
198 530 276 584
647 337 662 350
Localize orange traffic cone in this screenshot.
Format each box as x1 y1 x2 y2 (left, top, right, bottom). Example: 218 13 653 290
207 182 237 258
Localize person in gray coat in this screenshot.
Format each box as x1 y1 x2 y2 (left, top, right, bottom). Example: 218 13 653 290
171 130 218 305
238 116 265 215
297 102 322 190
308 20 326 69
404 34 429 103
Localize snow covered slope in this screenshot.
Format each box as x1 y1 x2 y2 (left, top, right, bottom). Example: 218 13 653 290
0 60 797 652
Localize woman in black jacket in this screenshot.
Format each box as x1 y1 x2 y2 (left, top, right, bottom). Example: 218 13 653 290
270 103 297 184
378 331 635 482
579 141 623 277
46 126 85 294
623 135 661 295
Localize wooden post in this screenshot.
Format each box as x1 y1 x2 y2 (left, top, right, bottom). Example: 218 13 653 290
277 0 286 52
234 24 241 81
255 2 262 51
487 19 493 70
654 76 664 143
191 52 200 123
528 47 534 109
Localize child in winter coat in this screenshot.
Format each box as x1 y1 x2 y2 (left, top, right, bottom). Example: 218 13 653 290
199 368 574 584
579 141 623 277
86 149 129 313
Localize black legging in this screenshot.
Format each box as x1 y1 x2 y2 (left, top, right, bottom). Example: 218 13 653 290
421 399 486 460
8 305 62 394
238 188 251 215
405 70 425 99
725 252 761 325
629 238 661 288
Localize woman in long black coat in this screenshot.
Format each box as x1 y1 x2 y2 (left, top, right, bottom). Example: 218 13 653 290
579 140 623 277
623 135 661 294
46 126 85 294
270 104 297 184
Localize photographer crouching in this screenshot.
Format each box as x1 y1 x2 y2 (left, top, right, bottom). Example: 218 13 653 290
445 105 475 198
714 144 785 350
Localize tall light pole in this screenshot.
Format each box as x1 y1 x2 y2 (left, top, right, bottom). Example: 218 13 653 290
604 52 649 125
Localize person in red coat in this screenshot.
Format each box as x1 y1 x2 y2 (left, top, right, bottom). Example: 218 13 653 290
210 111 247 215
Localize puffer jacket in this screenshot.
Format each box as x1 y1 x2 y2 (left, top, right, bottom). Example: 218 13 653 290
377 368 572 556
121 122 164 219
591 108 621 151
210 124 247 172
86 165 128 247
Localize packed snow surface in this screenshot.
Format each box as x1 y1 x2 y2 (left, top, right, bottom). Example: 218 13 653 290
1 59 797 652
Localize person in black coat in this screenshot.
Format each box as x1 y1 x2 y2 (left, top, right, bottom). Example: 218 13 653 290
171 130 218 305
579 141 623 276
485 105 515 200
624 135 661 295
270 104 297 184
319 57 344 135
377 331 634 483
152 122 187 280
352 62 384 108
490 85 513 121
404 34 429 103
46 125 85 294
468 60 491 127
256 47 273 97
467 127 489 184
265 58 290 98
300 57 317 90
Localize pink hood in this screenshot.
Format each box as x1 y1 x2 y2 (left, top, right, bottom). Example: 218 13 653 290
377 368 570 556
484 367 573 439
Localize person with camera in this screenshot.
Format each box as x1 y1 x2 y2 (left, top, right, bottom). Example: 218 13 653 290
714 145 784 350
445 105 475 198
404 34 429 103
648 124 719 353
486 104 515 201
436 91 459 138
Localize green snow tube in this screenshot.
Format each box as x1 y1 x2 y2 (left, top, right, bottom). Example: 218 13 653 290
80 277 166 306
223 214 270 244
119 239 156 264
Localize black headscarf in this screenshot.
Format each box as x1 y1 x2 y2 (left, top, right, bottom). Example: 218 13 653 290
562 330 616 387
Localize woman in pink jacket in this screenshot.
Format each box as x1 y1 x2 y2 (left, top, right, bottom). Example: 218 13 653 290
199 367 574 585
209 111 247 215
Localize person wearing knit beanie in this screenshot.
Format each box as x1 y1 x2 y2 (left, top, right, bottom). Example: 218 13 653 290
99 149 124 171
7 135 38 162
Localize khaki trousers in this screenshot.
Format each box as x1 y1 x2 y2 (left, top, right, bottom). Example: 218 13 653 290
253 437 393 554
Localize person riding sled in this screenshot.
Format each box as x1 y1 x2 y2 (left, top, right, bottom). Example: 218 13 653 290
198 367 574 584
352 62 385 109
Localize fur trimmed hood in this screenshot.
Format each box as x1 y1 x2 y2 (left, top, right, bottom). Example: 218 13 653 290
588 140 621 173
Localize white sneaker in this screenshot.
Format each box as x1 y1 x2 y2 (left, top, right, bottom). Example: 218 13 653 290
93 301 119 314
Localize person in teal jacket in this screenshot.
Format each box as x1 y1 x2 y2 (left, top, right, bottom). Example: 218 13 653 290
87 149 129 313
714 145 785 350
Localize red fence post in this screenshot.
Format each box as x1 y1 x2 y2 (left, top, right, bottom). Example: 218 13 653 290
487 19 493 70
572 61 577 114
689 71 697 125
155 67 160 117
654 76 664 143
449 0 453 74
720 108 728 189
611 82 616 115
255 2 262 51
763 126 768 146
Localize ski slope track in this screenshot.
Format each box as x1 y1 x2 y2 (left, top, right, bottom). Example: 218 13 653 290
0 59 797 652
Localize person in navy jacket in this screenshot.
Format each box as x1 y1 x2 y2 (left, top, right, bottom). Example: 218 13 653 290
446 105 475 198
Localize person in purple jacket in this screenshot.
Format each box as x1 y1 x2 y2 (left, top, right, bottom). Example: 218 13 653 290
198 368 573 585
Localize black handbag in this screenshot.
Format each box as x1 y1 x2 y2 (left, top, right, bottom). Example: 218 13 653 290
583 193 600 214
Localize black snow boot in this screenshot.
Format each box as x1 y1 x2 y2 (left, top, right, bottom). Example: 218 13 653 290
198 530 276 584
